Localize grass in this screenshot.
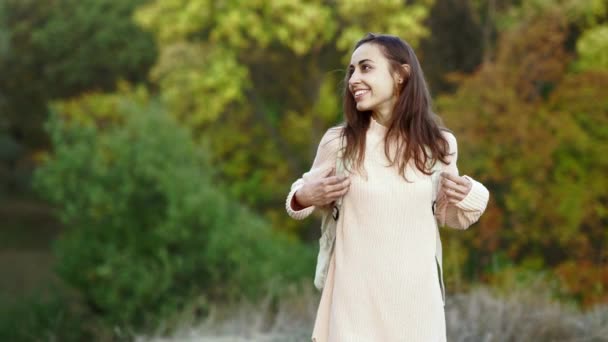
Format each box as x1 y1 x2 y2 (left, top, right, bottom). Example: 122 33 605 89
137 280 608 342
446 286 608 341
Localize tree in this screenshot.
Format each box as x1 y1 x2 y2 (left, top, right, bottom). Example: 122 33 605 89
0 0 157 195
436 5 607 305
576 24 608 72
419 0 484 94
133 0 434 236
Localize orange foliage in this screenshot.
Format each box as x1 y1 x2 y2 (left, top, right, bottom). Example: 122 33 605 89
556 260 608 307
436 9 608 306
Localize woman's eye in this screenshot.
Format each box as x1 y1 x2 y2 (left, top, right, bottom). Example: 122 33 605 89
347 65 371 76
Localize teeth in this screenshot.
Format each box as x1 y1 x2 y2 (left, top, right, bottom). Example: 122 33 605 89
354 89 369 96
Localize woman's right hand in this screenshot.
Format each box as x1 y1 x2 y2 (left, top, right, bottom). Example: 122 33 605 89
294 167 351 208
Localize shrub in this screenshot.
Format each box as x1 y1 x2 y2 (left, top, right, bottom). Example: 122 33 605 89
0 291 97 342
34 96 314 334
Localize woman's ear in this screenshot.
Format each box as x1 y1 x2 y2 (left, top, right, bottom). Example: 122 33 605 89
401 64 411 80
396 64 411 84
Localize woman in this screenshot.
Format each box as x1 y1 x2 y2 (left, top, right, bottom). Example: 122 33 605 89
285 33 489 342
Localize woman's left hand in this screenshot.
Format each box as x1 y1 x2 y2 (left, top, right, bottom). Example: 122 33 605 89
440 172 472 204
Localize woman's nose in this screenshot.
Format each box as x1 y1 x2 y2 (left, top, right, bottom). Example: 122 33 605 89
349 72 360 87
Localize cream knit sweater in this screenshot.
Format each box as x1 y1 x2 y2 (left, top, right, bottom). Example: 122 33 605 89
286 118 489 342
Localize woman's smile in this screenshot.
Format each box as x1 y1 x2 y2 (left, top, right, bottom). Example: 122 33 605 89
354 89 370 101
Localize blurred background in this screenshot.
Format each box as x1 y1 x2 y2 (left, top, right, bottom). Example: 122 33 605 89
0 0 606 341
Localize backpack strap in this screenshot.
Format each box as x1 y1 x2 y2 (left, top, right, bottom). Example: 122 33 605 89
426 148 446 305
431 162 442 214
333 135 346 218
427 147 443 214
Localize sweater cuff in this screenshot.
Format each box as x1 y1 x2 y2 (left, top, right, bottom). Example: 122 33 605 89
285 183 315 220
455 175 489 212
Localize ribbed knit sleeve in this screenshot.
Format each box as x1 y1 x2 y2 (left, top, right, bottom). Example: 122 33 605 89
285 127 343 220
435 132 490 229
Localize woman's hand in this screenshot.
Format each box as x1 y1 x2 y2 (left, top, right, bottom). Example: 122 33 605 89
294 167 351 208
440 172 472 204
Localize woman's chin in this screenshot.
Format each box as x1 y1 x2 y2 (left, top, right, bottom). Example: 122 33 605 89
356 102 370 111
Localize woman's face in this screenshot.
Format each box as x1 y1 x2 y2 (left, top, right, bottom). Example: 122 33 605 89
348 43 400 117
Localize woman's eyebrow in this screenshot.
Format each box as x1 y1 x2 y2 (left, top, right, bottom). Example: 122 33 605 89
349 59 374 67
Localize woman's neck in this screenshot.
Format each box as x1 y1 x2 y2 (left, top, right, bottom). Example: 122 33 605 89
372 112 390 127
372 98 395 126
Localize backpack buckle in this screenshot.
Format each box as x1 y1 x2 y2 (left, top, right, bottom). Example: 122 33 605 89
332 205 340 221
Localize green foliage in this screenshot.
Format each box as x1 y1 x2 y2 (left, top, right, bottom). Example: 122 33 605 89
496 0 607 33
0 2 9 59
149 42 249 126
0 0 156 154
0 0 158 199
0 291 97 342
33 93 314 332
2 0 156 99
575 25 608 71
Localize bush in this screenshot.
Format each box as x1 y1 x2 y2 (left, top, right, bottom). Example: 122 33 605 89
0 291 97 342
33 96 314 334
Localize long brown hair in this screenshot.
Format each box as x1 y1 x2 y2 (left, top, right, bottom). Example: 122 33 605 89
340 33 451 179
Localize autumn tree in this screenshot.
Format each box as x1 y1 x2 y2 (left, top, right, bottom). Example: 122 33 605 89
436 1 607 305
133 0 435 236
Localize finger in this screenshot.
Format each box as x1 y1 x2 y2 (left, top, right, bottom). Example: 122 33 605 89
441 172 470 187
326 185 350 200
329 181 351 196
322 167 335 177
441 177 458 189
443 172 470 187
454 177 469 187
445 188 465 201
462 177 472 189
324 179 350 193
339 177 351 187
442 179 469 195
324 175 349 186
442 174 470 192
448 190 465 203
440 172 460 182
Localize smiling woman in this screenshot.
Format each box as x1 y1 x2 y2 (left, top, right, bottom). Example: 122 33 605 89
285 33 490 342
